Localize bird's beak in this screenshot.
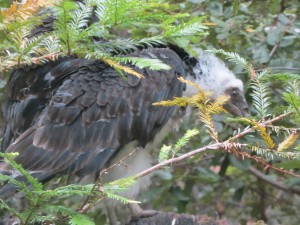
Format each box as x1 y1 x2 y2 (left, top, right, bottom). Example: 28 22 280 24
223 94 250 117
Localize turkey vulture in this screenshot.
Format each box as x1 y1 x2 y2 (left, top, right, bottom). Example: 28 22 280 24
0 46 249 224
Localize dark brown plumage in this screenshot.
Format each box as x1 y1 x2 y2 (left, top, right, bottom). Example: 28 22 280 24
0 48 186 190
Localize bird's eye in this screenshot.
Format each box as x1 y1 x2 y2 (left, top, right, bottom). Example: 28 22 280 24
231 90 238 98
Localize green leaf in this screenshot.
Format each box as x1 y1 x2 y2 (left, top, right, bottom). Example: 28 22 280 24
267 27 281 46
233 0 239 16
114 56 171 70
269 0 281 14
275 160 300 169
159 145 172 162
229 155 250 171
196 167 220 183
69 214 95 225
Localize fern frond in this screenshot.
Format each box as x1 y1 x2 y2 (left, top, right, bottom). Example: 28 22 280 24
251 70 272 119
286 79 300 95
208 48 256 79
104 191 140 204
102 177 138 204
0 199 22 218
42 205 75 217
157 78 228 142
278 132 299 152
40 35 61 54
178 76 203 92
197 95 229 141
69 214 95 225
1 0 59 24
91 37 165 55
283 79 300 121
0 152 43 194
113 56 171 70
187 93 207 107
207 95 230 114
207 48 248 67
158 145 172 162
104 176 137 190
53 0 78 55
199 110 219 141
173 129 200 154
71 0 93 30
42 204 94 224
30 215 56 224
93 0 110 23
101 58 144 78
165 22 208 39
136 36 166 47
240 118 275 149
153 97 189 107
36 184 94 199
251 146 295 160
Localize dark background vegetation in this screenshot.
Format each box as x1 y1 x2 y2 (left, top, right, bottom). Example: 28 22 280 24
0 0 299 224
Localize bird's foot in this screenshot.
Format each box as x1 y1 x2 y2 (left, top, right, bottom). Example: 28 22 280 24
129 203 158 218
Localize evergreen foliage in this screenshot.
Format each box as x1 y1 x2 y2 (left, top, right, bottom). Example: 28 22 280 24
0 0 299 224
0 0 207 73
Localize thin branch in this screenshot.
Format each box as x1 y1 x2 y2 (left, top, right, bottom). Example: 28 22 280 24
132 110 299 182
231 148 300 178
78 110 300 214
79 149 138 213
248 166 300 195
229 111 294 142
133 142 245 179
269 16 297 60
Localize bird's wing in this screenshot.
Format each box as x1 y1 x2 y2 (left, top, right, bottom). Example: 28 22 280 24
1 58 89 152
5 48 186 179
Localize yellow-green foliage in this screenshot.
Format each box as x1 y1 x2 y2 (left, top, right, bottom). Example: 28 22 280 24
154 77 229 142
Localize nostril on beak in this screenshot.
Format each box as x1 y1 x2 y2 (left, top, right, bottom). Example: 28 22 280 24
243 107 250 116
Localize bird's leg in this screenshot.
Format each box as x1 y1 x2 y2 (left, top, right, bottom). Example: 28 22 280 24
106 202 118 225
129 203 158 218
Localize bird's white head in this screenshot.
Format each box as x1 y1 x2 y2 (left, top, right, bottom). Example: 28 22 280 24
184 49 249 116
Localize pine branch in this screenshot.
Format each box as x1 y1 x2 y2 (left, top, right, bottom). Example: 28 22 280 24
251 71 272 119
278 132 299 151
208 48 256 79
229 111 294 142
101 58 144 78
112 56 171 71
1 0 59 24
239 118 275 149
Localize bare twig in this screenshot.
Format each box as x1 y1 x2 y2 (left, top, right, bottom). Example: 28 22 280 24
133 143 227 179
79 149 138 213
269 16 297 60
232 149 300 178
248 166 300 195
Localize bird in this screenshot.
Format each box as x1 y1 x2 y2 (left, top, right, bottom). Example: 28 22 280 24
0 45 249 224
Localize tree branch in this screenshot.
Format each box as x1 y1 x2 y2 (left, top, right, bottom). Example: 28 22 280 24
228 111 294 142
248 166 300 195
133 142 240 180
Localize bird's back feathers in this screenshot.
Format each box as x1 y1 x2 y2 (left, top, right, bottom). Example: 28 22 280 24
1 48 186 186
